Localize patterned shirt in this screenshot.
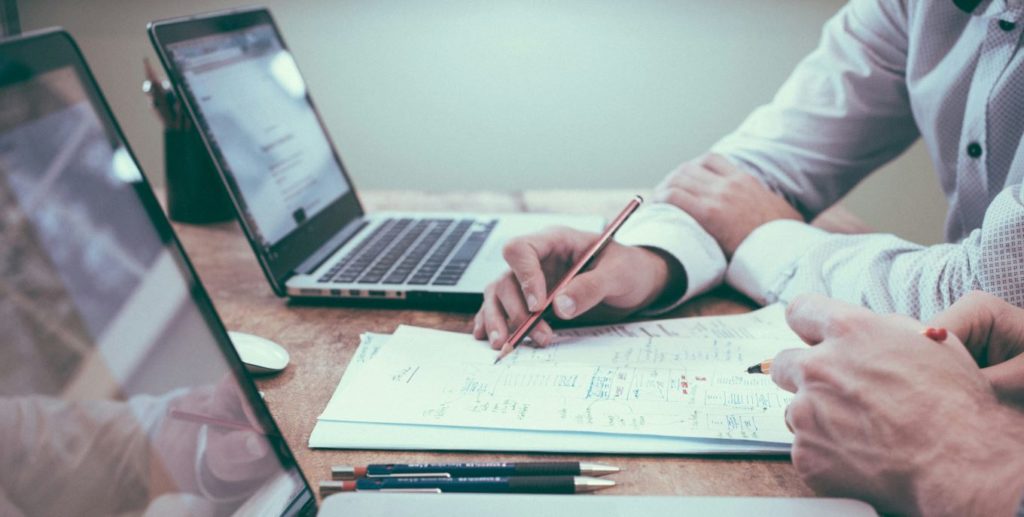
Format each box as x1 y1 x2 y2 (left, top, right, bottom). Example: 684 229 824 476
617 0 1024 320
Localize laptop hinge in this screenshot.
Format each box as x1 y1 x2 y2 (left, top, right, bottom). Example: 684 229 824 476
293 219 369 276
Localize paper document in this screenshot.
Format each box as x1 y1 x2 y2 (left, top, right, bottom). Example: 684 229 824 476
313 305 804 451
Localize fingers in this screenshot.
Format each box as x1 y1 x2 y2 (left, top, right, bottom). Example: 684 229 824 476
503 228 583 312
700 153 742 176
653 186 703 213
205 429 273 483
770 348 811 393
982 356 1024 405
784 294 872 346
477 273 556 349
929 291 1024 366
479 282 511 348
928 291 997 360
656 163 718 198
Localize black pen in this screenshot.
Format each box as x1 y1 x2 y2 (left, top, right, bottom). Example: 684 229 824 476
319 476 614 495
331 461 620 479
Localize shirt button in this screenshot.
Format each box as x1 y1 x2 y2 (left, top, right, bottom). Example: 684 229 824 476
967 142 983 158
999 20 1016 32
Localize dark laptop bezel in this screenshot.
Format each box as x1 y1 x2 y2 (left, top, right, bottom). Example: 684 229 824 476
0 28 316 515
148 7 365 296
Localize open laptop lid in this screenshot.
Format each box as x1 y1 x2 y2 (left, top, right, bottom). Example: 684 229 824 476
149 7 365 295
0 29 315 515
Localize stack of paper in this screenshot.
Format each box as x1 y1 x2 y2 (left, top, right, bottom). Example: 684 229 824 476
310 305 804 454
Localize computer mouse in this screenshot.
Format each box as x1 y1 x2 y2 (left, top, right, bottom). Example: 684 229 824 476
228 331 290 375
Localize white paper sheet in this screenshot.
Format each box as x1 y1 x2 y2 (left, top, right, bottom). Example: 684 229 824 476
312 306 803 452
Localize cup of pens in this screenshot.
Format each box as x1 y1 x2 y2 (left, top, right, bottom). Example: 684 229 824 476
144 58 234 224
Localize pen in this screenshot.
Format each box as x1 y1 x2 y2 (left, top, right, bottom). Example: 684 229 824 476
318 476 615 495
167 408 268 435
494 195 644 364
331 461 620 479
745 326 950 375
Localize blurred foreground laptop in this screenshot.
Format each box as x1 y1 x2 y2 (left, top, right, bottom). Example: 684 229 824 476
0 29 314 515
148 7 603 307
0 28 874 517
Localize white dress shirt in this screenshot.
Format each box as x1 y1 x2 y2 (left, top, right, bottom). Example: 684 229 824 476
617 0 1024 320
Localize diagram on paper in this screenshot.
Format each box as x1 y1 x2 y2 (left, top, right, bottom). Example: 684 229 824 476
324 318 801 444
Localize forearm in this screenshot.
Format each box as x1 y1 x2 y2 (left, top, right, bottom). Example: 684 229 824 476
727 184 1024 320
0 397 152 515
712 0 918 218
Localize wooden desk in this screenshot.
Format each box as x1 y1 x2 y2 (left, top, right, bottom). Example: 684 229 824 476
171 190 865 499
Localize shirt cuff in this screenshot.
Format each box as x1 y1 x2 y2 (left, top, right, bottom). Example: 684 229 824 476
614 202 727 314
726 220 831 305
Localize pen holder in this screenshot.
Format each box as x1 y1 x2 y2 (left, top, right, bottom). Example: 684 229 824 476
164 124 235 224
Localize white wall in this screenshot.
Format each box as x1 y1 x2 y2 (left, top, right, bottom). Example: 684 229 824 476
21 0 946 244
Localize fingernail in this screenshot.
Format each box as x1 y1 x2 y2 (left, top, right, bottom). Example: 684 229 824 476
555 295 575 318
489 330 501 344
526 294 539 311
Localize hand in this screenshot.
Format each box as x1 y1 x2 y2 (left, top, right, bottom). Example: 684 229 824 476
155 377 278 495
930 291 1024 405
771 293 1024 516
193 378 278 485
473 226 682 348
653 153 801 257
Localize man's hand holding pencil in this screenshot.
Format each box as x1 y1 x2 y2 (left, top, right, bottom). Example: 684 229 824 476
474 196 685 355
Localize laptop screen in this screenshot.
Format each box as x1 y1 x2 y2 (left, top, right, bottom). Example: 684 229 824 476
0 31 313 515
164 23 351 249
152 10 366 292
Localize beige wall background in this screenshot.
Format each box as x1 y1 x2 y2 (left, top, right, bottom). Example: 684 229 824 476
22 0 947 244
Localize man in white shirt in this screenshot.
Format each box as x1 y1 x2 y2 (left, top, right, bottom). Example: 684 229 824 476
473 0 1024 347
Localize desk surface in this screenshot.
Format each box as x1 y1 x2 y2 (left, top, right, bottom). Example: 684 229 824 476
171 190 868 499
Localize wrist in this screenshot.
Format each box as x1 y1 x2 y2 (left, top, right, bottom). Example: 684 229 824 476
636 246 686 310
924 404 1024 516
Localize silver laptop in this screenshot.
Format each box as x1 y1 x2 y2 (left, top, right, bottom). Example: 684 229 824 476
148 8 602 307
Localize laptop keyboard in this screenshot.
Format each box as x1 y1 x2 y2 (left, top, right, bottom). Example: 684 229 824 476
317 217 496 287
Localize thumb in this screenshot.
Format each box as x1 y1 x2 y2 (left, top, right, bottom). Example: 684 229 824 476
551 270 611 320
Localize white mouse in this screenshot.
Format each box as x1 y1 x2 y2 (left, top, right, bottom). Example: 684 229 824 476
228 331 290 374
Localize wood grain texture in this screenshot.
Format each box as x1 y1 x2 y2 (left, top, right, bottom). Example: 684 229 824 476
170 190 836 500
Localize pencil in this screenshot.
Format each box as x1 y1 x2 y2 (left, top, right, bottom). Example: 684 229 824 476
744 326 950 375
494 195 644 364
746 359 773 375
167 408 266 434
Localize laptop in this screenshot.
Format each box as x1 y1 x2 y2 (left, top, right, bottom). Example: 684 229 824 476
147 7 603 307
0 28 315 515
0 29 875 517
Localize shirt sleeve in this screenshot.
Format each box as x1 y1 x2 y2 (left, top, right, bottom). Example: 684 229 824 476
711 0 919 219
726 184 1024 320
614 202 727 313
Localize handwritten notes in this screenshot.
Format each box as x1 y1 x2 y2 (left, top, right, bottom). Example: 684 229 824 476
317 305 802 446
